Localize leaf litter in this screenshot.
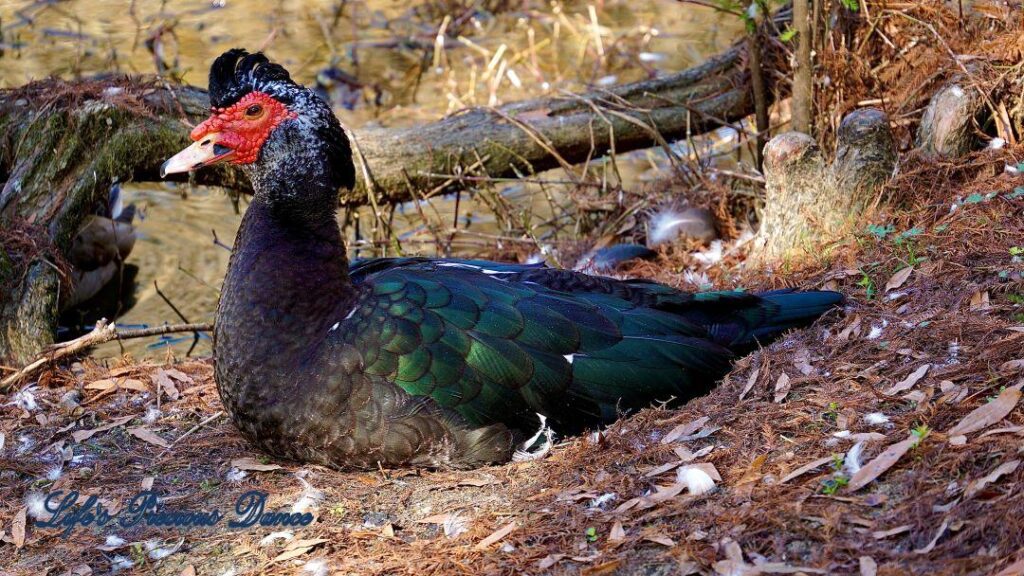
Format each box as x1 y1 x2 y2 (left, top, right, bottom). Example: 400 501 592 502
5 6 1024 573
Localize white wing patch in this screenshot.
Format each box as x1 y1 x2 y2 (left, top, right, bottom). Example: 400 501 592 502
563 354 575 364
437 261 514 276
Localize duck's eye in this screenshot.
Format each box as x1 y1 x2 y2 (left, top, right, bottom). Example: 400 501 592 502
244 104 263 118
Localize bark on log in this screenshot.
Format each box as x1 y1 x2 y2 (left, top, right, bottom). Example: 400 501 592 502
0 15 791 365
352 45 751 206
750 108 895 266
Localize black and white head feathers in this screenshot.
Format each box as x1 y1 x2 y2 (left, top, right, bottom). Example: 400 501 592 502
208 49 356 193
208 49 300 109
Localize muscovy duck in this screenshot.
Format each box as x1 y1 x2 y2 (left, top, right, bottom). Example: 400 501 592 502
161 49 842 469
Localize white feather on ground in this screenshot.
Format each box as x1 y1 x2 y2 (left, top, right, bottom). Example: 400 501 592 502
302 559 329 576
677 467 716 495
844 442 865 476
291 470 324 514
864 412 890 426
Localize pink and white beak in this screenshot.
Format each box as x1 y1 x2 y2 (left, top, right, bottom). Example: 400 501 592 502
160 132 236 177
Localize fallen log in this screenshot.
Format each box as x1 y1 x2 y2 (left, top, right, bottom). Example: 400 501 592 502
0 12 790 364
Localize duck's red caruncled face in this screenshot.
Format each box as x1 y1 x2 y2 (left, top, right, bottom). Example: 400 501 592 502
160 91 296 176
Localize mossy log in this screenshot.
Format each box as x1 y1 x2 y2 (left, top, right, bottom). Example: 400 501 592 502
0 21 789 364
750 108 896 267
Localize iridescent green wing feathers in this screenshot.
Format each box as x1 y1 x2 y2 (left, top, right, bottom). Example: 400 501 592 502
340 258 841 434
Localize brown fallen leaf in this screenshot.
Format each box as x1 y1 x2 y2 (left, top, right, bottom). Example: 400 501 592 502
993 557 1024 576
872 525 911 539
608 521 626 542
780 456 834 484
838 315 863 341
66 564 93 576
661 416 710 444
773 372 791 403
644 461 683 478
85 378 149 393
1000 359 1024 374
947 386 1022 437
847 437 917 492
971 290 991 310
913 519 949 554
151 370 180 401
72 415 134 443
752 563 827 574
885 266 914 292
676 445 713 462
230 457 283 472
884 364 930 395
964 459 1021 500
11 507 26 549
271 538 328 563
474 522 517 550
417 514 455 524
644 535 675 547
457 477 500 487
739 368 760 401
127 426 171 448
681 462 722 482
636 483 687 510
163 368 194 385
612 497 641 515
583 559 623 575
979 425 1024 438
180 566 196 576
538 554 567 570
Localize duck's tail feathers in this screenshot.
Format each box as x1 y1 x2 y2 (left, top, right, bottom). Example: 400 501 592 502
736 289 844 349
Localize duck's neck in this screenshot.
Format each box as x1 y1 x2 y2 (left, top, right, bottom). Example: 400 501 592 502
216 183 352 369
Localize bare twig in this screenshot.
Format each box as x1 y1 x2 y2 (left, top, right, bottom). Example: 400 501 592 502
1 319 213 391
156 410 225 459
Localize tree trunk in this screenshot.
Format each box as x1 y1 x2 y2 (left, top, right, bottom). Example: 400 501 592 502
791 0 813 134
916 78 985 157
0 14 792 365
747 32 771 169
749 108 895 267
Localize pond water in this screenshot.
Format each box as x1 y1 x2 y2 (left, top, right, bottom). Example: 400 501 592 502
0 0 743 358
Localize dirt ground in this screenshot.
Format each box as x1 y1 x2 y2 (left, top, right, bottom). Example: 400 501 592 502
4 148 1024 576
5 1 1024 575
